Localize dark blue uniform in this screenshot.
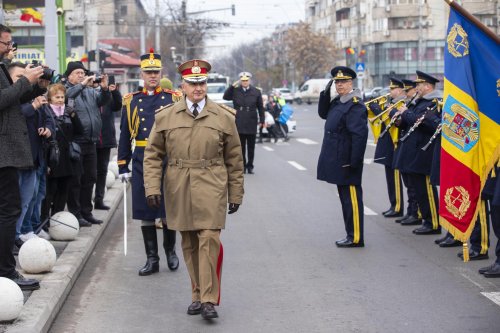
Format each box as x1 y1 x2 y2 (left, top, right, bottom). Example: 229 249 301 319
371 97 404 215
118 88 173 220
396 93 442 232
317 89 368 244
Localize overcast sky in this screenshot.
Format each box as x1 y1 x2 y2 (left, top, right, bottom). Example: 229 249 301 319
143 0 305 58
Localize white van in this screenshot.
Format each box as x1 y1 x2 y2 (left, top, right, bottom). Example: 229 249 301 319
294 78 333 105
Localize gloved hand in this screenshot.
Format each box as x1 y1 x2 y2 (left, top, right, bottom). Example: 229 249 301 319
325 79 333 94
119 172 131 183
147 195 162 209
228 203 240 214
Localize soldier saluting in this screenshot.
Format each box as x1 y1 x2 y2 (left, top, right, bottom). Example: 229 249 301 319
117 48 181 276
317 66 368 247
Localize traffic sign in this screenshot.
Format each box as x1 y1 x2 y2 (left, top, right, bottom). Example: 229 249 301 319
355 62 365 72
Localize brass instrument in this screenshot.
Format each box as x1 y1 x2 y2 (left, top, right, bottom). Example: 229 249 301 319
369 99 405 124
365 93 390 108
378 92 419 139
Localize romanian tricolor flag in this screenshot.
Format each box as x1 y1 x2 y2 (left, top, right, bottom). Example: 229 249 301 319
439 2 500 247
346 47 356 55
20 7 43 25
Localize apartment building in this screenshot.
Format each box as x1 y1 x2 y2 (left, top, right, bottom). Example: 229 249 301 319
305 0 499 87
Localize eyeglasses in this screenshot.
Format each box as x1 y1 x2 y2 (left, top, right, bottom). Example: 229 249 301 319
0 40 13 47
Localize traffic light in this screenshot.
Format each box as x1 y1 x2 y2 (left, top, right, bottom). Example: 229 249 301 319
231 4 235 16
88 50 111 68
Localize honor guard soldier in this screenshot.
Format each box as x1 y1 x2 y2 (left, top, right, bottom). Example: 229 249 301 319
317 66 368 247
369 78 406 218
117 48 182 276
395 70 442 235
143 59 244 319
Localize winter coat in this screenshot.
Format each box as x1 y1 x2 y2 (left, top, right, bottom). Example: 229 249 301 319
97 89 122 149
223 85 264 134
65 82 110 144
144 98 244 231
317 89 368 186
20 103 55 168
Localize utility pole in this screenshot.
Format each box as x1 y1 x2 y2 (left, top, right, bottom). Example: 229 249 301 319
45 0 58 72
418 0 424 69
0 0 5 24
55 0 66 74
140 21 146 54
181 0 187 61
155 0 160 53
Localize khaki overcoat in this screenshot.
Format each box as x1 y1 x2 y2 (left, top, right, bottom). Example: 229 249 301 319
143 98 244 231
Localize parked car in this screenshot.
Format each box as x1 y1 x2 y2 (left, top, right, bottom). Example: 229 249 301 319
364 86 383 101
207 82 232 107
294 78 334 105
272 87 294 104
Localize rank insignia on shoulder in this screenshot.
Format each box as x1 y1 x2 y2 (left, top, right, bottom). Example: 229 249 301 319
218 103 237 116
353 97 359 103
123 91 140 104
155 103 174 114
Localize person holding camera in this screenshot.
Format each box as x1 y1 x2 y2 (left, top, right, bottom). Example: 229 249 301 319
41 83 84 223
0 24 44 290
64 61 110 227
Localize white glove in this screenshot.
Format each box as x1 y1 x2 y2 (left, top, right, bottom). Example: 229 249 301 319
119 172 131 183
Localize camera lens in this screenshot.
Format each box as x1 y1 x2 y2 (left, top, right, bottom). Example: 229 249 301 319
42 68 55 81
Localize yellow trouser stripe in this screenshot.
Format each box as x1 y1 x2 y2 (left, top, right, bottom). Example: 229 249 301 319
479 200 488 254
417 208 422 219
425 176 438 229
394 169 401 212
350 186 360 243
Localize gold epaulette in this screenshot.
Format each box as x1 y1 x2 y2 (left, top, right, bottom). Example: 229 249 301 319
155 103 175 114
353 96 359 103
218 103 237 116
163 89 184 102
122 91 140 105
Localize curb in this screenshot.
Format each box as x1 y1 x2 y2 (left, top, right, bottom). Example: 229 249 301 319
5 180 126 333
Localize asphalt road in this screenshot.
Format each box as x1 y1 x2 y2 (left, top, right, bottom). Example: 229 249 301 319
50 102 500 333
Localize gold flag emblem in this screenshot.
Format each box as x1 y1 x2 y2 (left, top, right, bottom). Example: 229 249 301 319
444 186 471 220
447 23 469 58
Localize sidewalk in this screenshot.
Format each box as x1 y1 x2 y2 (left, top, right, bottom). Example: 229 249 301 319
1 178 126 333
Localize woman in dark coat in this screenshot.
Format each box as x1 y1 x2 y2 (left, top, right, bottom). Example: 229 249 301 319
41 83 84 223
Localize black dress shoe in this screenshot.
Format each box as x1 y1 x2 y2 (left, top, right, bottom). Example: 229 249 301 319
94 200 110 210
78 218 92 227
7 270 40 291
483 263 500 278
413 226 441 235
247 167 254 174
336 239 364 248
335 238 350 246
400 217 422 226
83 215 103 225
439 237 462 248
382 208 393 215
479 263 497 274
434 234 449 244
201 302 218 319
166 250 179 271
457 250 489 261
187 301 202 315
395 214 410 223
384 209 403 218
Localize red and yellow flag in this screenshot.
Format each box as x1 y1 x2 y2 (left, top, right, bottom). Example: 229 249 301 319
20 8 43 25
439 4 500 243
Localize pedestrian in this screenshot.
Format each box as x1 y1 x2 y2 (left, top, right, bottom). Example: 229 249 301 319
223 71 264 174
143 59 244 319
41 83 84 223
0 24 43 290
94 81 122 210
317 66 368 248
117 48 180 276
64 61 110 227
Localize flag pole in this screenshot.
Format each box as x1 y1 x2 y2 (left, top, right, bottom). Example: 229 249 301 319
444 0 500 44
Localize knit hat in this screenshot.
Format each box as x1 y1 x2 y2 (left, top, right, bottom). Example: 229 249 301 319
64 61 86 77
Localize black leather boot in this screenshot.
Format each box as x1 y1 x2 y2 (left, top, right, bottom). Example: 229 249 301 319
163 226 179 271
139 226 160 276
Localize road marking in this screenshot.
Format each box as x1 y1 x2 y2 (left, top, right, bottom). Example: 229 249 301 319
481 292 500 307
262 146 274 151
296 138 318 145
364 206 377 215
288 161 307 171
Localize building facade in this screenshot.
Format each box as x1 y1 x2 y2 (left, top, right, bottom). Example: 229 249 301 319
305 0 499 88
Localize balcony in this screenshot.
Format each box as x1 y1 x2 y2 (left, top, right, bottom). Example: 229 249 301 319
371 29 422 42
373 4 429 18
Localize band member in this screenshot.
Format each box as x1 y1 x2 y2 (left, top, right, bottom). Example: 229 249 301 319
117 48 180 276
317 66 368 247
395 71 442 235
369 78 406 218
143 59 244 319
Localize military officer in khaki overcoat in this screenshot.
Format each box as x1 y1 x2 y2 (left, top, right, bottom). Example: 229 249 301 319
143 59 244 320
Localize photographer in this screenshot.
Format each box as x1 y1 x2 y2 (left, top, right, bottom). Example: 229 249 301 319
64 61 110 226
0 24 44 290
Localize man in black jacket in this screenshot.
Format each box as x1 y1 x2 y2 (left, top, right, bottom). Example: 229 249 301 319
65 61 110 226
0 24 43 290
94 82 122 210
223 71 264 174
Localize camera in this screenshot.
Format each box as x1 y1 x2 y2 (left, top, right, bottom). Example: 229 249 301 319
31 60 55 81
87 71 102 84
56 7 64 16
12 42 17 51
